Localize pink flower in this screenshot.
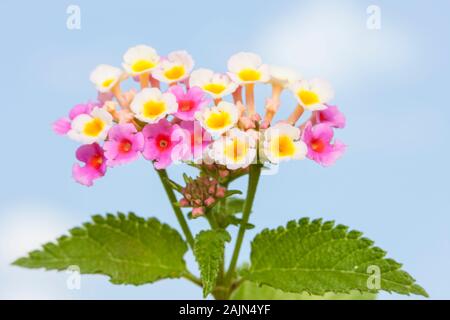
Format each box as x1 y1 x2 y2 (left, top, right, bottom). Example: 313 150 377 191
52 102 100 135
103 124 144 167
72 143 107 186
142 119 183 169
168 85 209 121
302 122 346 167
313 104 346 129
68 102 98 120
179 120 212 160
52 118 71 135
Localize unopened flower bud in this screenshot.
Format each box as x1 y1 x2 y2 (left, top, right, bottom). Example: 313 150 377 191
179 198 189 207
192 207 205 217
215 187 226 198
251 113 261 122
208 186 216 194
117 109 134 124
204 197 215 206
219 170 229 178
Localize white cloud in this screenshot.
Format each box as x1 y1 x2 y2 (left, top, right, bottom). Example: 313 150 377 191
255 2 416 85
0 202 201 299
0 202 76 299
0 203 73 262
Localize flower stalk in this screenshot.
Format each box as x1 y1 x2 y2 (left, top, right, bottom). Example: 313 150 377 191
224 164 262 288
156 168 195 249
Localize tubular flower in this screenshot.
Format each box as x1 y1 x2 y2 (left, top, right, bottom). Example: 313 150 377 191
227 52 270 84
90 65 123 93
153 50 194 84
268 65 299 88
53 46 347 188
168 85 209 121
123 45 160 76
302 122 346 167
209 128 257 170
313 104 346 129
103 123 144 167
142 119 183 169
189 68 238 99
262 123 307 163
52 102 100 135
72 143 107 187
196 101 239 136
178 175 227 218
262 66 300 128
68 107 113 144
130 88 177 123
290 79 334 111
52 118 71 135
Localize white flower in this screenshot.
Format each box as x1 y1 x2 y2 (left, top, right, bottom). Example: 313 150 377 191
130 88 177 123
89 65 123 93
227 52 270 84
290 79 334 111
209 128 257 170
123 45 160 75
262 123 307 163
68 107 113 143
152 50 194 83
195 101 239 136
189 68 238 99
269 65 300 88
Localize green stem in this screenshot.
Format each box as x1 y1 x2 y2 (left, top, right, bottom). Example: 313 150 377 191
224 164 262 286
183 271 203 287
206 213 219 229
215 182 229 286
156 169 195 250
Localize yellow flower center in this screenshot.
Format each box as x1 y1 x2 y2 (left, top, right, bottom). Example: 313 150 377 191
203 83 226 95
298 90 320 106
131 59 156 73
225 138 248 162
164 65 185 81
272 135 296 158
83 118 105 137
143 100 166 118
238 68 261 82
205 111 231 130
101 78 115 88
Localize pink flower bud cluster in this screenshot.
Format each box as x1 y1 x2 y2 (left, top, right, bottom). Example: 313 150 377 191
179 176 227 217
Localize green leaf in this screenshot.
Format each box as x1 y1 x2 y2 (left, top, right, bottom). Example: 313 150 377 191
222 197 245 215
194 230 231 297
163 177 183 193
13 212 188 285
231 281 376 300
246 218 428 297
225 190 243 197
212 197 247 229
226 216 255 229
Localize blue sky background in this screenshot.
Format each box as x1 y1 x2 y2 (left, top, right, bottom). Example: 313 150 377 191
0 0 449 299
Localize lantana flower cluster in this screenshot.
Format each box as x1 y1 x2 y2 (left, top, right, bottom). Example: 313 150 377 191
53 45 346 191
